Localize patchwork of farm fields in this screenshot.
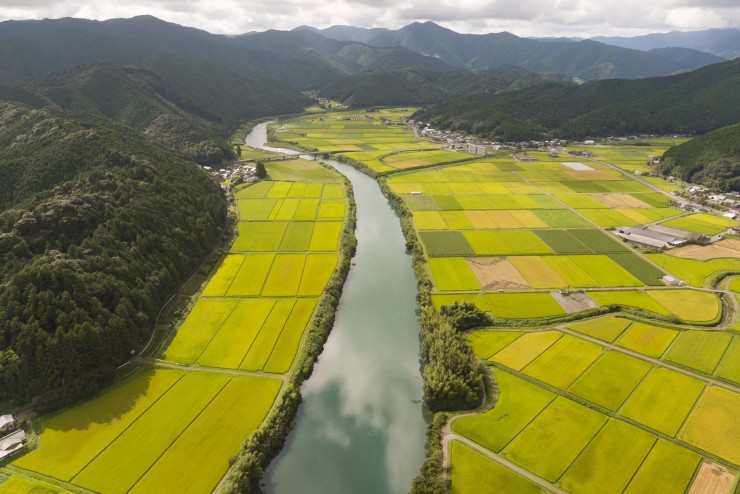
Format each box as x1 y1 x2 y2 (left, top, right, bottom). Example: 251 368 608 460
12 162 349 493
268 112 740 493
372 139 733 323
453 319 740 493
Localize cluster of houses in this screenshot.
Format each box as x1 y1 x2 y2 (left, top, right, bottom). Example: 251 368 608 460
301 91 349 110
203 164 258 187
409 120 570 156
674 188 740 214
0 414 26 461
337 115 374 122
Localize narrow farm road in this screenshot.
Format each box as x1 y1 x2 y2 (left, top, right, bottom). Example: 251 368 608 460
140 358 288 383
442 434 568 494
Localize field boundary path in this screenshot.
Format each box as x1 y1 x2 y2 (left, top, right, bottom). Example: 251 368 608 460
443 434 568 494
140 358 289 383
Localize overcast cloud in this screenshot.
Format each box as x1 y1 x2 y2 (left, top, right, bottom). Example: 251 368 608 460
0 0 737 37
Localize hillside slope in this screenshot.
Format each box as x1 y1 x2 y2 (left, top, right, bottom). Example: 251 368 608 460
413 59 740 141
0 101 227 409
320 66 573 107
660 123 740 191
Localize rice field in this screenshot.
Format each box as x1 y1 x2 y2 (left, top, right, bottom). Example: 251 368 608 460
623 439 701 494
567 351 651 411
16 371 282 494
665 330 733 374
560 419 656 494
490 331 562 370
0 476 73 493
678 386 740 465
435 136 736 493
616 322 678 358
588 289 721 322
715 336 740 384
419 231 476 256
520 335 603 389
466 331 522 360
485 293 567 319
464 230 553 256
647 253 740 287
619 368 704 436
501 397 607 482
428 258 481 291
449 441 544 494
452 370 555 453
270 126 740 492
566 317 632 342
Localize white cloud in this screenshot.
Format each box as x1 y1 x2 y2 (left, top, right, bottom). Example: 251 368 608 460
0 0 737 37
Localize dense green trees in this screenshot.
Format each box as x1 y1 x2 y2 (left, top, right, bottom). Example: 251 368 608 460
420 308 484 412
255 162 267 179
660 123 740 191
0 103 227 410
439 302 493 332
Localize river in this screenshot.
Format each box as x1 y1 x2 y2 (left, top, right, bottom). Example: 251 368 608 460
245 122 427 494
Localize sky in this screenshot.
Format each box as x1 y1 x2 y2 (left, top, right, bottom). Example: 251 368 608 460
0 0 738 38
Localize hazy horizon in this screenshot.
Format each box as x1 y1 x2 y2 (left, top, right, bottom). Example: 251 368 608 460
0 0 738 39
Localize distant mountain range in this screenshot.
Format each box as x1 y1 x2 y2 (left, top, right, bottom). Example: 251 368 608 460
0 16 735 101
593 29 740 60
292 21 731 80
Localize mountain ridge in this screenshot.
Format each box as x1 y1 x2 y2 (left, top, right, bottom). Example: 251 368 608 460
413 58 740 141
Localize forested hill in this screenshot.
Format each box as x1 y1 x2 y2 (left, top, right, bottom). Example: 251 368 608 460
319 66 573 107
0 96 228 410
0 51 277 409
412 58 740 141
0 15 326 411
659 123 740 191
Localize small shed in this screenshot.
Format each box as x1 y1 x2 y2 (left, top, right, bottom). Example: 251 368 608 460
0 415 14 433
662 275 684 286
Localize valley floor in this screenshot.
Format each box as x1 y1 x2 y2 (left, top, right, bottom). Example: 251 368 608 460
275 109 740 494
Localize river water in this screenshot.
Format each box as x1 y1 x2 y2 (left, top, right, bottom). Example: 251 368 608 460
245 123 427 494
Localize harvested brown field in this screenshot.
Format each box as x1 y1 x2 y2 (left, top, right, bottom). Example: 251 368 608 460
467 257 529 289
552 291 599 313
687 461 736 494
592 193 650 208
670 239 740 260
465 211 499 228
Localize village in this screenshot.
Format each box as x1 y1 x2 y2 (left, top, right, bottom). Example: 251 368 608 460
409 119 740 216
